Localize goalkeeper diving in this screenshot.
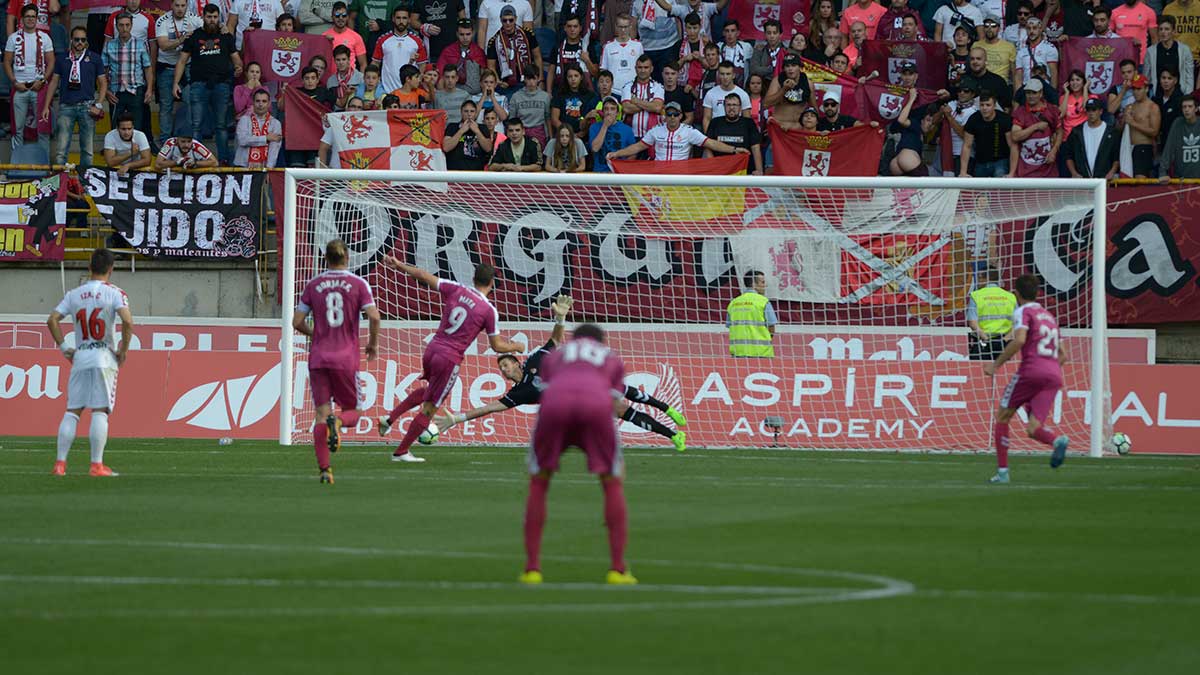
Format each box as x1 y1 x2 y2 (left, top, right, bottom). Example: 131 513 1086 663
434 295 688 451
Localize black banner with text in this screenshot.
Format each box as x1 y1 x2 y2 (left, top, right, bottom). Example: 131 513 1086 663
83 168 266 259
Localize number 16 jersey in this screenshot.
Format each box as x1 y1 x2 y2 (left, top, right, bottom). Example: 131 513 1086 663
54 280 129 371
427 279 499 364
298 269 375 372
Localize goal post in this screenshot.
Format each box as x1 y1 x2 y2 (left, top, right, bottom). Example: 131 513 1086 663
280 169 1109 458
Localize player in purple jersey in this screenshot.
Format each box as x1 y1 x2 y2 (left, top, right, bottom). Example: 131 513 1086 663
520 324 637 586
293 240 381 484
377 259 523 462
983 274 1069 484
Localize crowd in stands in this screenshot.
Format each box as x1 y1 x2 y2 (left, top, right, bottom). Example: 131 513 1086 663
6 0 1200 179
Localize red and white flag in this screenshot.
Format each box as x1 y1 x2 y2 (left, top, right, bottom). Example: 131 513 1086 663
767 122 885 177
1058 38 1138 96
860 40 948 91
243 30 334 87
326 110 447 172
853 79 942 126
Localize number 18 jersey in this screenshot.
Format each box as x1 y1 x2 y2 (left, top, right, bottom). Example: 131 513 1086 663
298 269 375 372
427 279 499 364
54 280 129 370
1014 302 1063 382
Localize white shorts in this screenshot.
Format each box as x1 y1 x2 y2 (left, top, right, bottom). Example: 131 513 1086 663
67 366 118 411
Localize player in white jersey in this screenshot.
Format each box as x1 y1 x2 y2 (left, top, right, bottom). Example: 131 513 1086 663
599 14 642 93
46 249 134 477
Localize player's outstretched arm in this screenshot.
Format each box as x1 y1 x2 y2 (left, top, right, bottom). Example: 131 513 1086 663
292 308 314 337
364 305 381 361
381 256 439 289
983 327 1027 377
488 334 524 354
46 310 74 362
436 401 509 431
548 294 573 346
115 307 134 366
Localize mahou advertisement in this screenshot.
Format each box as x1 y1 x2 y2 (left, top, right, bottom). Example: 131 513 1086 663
1 320 1193 454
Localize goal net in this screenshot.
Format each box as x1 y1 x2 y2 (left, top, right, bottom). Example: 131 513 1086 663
281 171 1111 457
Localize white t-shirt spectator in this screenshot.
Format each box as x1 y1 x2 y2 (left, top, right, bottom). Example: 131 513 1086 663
373 31 427 92
671 1 719 37
1014 38 1058 81
154 12 204 66
702 84 751 113
4 29 52 83
933 3 984 46
229 0 284 49
157 137 215 166
719 41 753 82
600 38 644 94
480 0 533 46
947 99 978 155
641 122 708 161
103 128 152 163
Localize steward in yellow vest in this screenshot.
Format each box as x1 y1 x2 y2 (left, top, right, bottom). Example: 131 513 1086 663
727 270 776 358
967 268 1016 361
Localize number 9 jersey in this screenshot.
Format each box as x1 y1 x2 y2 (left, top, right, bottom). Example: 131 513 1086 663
427 279 499 364
55 280 129 371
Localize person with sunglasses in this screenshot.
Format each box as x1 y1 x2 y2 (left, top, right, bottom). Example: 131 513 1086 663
321 1 367 71
44 25 107 169
607 99 747 163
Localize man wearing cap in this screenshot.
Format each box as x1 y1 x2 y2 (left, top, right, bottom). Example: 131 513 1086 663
589 94 636 172
974 15 1016 83
877 0 926 41
704 92 762 172
478 0 534 50
1065 95 1120 178
763 52 812 129
934 0 984 45
1159 93 1200 178
941 77 980 175
1014 16 1058 91
1124 74 1161 177
607 98 748 162
486 4 542 96
1012 78 1062 176
817 89 857 131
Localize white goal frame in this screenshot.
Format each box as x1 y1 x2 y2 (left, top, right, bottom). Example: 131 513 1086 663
280 170 1108 457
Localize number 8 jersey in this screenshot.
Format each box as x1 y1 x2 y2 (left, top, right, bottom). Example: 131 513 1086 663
427 279 499 364
1013 302 1063 382
298 269 375 372
55 280 129 370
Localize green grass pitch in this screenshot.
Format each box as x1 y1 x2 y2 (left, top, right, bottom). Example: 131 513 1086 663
1 437 1198 675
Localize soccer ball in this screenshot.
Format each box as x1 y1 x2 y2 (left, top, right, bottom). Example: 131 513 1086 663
418 422 440 445
1110 432 1132 456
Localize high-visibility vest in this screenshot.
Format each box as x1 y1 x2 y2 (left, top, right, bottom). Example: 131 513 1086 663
970 285 1017 336
727 291 774 357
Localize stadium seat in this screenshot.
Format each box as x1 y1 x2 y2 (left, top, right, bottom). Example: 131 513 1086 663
8 143 50 180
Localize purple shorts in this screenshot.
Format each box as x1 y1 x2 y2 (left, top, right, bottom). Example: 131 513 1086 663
421 350 460 407
529 393 622 477
310 367 361 410
1001 370 1063 422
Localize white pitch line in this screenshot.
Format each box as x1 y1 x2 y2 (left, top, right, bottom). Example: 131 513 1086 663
4 467 1196 492
1 444 1193 469
915 588 1200 607
0 573 843 596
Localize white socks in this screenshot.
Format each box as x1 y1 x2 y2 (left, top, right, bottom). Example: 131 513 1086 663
89 412 109 464
57 412 79 461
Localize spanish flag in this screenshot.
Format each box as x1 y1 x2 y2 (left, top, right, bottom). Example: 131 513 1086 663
610 154 748 224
